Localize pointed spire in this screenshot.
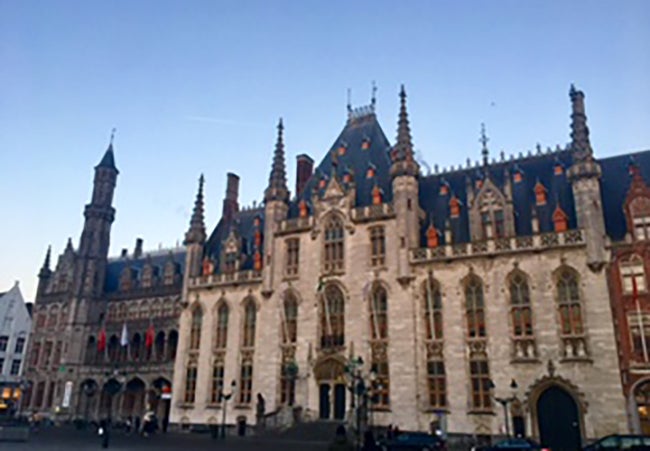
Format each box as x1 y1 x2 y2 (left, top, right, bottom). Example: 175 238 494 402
39 245 52 277
65 237 74 253
480 123 489 166
569 84 593 161
264 118 289 203
390 85 419 178
184 174 207 245
97 128 119 172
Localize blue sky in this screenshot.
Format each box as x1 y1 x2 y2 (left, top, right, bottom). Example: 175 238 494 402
1 0 649 302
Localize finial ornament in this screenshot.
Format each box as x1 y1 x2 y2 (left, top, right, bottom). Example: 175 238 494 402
480 123 489 166
110 128 116 146
371 80 377 110
347 89 352 114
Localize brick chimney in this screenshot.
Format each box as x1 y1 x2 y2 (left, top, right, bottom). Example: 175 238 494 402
134 238 143 259
222 173 240 222
296 154 314 198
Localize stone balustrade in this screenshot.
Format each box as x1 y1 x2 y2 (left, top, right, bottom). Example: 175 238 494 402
411 229 585 263
189 270 263 288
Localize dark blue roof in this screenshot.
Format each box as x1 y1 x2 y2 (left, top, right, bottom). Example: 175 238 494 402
205 207 264 271
104 249 185 293
288 113 393 217
418 150 576 244
601 149 650 242
97 144 118 172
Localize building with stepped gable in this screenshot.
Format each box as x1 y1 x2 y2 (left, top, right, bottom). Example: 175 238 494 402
22 139 185 427
169 85 638 448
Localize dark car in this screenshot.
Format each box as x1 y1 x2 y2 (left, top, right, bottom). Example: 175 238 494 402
476 438 543 451
379 431 446 450
583 434 650 450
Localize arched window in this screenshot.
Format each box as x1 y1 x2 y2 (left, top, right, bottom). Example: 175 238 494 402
155 331 166 361
283 293 298 344
108 335 119 362
47 306 59 329
215 303 229 349
167 330 178 361
509 272 533 337
423 277 443 340
131 333 142 360
86 336 96 364
465 276 486 338
242 299 257 348
189 306 202 350
320 284 345 349
370 285 388 340
59 307 68 330
621 255 647 294
556 268 583 336
323 215 345 273
184 359 198 404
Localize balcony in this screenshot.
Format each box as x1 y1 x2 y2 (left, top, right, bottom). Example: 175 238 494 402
411 229 585 264
277 216 313 235
189 270 263 289
350 203 395 223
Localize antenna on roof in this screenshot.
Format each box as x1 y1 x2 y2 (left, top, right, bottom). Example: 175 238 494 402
371 81 377 111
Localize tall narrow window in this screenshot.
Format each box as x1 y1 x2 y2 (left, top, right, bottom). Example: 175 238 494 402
465 277 486 338
510 272 533 337
41 341 53 368
280 364 296 406
243 299 257 348
469 358 492 410
621 256 647 294
239 360 253 404
320 284 345 349
323 215 345 273
556 268 583 336
189 306 202 350
423 278 443 340
47 307 59 329
427 359 447 408
184 360 198 403
51 341 62 370
370 360 390 407
283 294 298 344
478 189 505 239
215 303 229 349
30 342 41 367
286 239 300 276
210 359 225 404
369 226 386 267
369 285 388 340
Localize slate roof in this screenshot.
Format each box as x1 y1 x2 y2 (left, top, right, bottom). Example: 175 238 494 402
205 207 264 271
600 149 650 242
418 149 577 244
288 112 393 218
104 248 185 293
97 144 118 172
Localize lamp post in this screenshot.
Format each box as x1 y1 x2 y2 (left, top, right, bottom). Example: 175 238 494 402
489 379 518 438
219 380 236 439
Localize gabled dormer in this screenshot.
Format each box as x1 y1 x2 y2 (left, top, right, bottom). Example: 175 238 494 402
625 161 650 242
469 177 514 241
221 229 241 274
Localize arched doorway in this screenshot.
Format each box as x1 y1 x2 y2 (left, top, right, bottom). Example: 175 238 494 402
634 380 650 434
122 378 146 419
536 385 582 450
313 357 346 420
79 379 98 421
152 377 172 432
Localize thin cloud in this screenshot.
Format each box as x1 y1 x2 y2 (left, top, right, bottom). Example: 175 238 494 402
185 115 265 128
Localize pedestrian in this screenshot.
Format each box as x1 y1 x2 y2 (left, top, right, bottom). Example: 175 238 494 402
387 424 394 440
362 429 380 451
328 424 355 451
134 416 141 434
98 418 110 449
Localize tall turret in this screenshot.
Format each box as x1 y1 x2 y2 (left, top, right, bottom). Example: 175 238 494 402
566 85 607 270
75 133 119 297
184 174 207 281
36 245 52 299
390 86 420 283
262 119 289 295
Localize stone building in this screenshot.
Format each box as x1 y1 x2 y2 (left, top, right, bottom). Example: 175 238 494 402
22 140 185 425
169 85 632 447
605 154 650 434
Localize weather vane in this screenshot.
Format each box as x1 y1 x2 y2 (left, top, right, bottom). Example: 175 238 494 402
110 127 116 146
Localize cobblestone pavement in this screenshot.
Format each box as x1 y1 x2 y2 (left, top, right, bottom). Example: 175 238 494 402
1 426 330 451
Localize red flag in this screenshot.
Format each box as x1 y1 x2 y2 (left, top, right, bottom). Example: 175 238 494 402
97 327 106 353
145 324 155 349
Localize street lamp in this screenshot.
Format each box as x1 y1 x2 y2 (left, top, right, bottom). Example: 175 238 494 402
489 379 518 438
219 380 236 439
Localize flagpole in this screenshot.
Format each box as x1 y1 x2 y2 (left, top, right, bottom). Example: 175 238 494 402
633 277 648 362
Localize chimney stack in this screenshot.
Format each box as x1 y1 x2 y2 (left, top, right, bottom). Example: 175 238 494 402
134 238 144 259
222 172 240 222
121 248 128 258
296 154 314 198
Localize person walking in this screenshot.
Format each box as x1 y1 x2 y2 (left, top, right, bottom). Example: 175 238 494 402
328 424 355 451
98 418 110 449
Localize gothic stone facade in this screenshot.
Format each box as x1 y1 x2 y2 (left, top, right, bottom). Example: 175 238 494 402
170 86 632 444
23 144 185 423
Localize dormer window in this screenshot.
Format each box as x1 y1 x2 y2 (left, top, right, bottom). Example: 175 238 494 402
224 251 238 274
299 200 309 218
253 251 262 271
319 176 328 189
439 184 448 196
202 257 214 276
338 143 347 156
554 164 564 175
449 196 460 218
553 205 568 233
621 255 647 294
479 189 505 239
513 170 523 183
361 138 370 150
475 179 483 190
372 185 383 205
427 225 439 248
534 181 547 206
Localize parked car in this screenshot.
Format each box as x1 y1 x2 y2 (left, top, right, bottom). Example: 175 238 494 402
583 434 650 450
379 431 446 450
474 438 543 450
